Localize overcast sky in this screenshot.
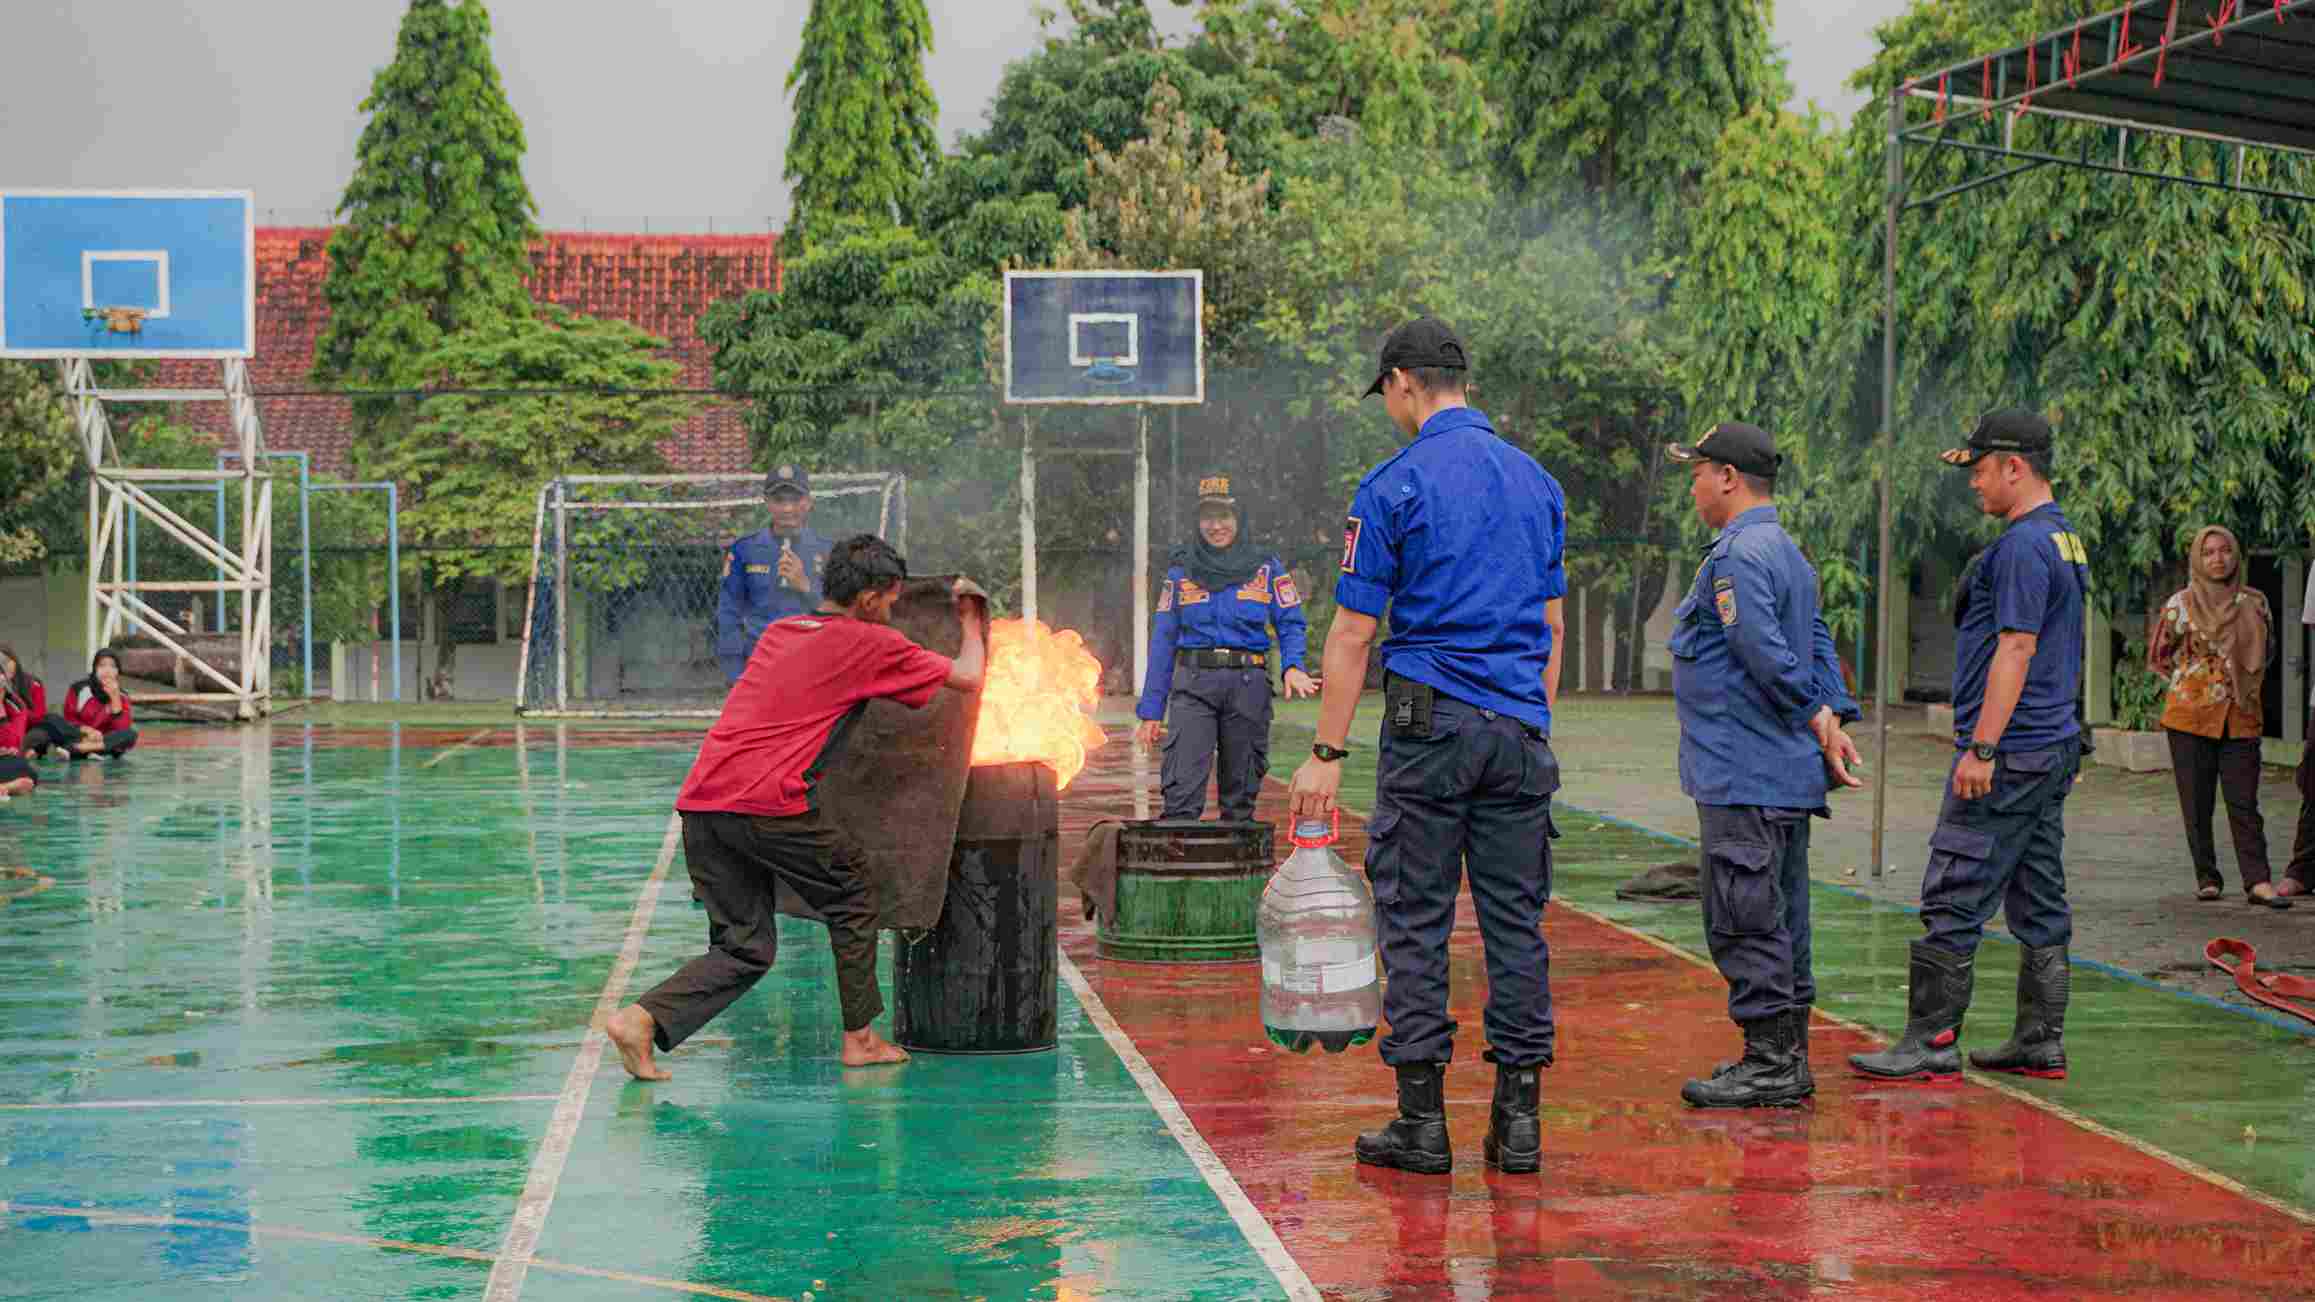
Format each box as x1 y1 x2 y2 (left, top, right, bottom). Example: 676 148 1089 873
1 1 1913 232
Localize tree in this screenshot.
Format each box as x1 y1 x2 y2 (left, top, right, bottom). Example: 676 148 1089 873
1490 0 1786 224
784 0 942 247
1195 0 1495 154
370 307 693 686
0 362 78 567
311 0 538 407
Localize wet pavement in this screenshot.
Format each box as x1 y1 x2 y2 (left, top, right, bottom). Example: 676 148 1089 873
2 721 2311 1299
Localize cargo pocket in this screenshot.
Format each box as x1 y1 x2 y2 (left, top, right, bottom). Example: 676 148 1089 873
1706 837 1778 937
1921 822 1996 901
1991 747 2064 813
1364 806 1403 907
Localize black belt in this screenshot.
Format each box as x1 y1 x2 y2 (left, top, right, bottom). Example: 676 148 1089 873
1178 648 1266 669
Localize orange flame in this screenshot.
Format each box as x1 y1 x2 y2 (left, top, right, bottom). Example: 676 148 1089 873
969 618 1107 789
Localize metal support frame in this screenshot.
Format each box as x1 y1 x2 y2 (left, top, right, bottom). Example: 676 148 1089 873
67 356 272 718
220 449 311 695
1872 0 2315 871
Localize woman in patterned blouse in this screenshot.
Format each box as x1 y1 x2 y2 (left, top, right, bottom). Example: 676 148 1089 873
2147 525 2289 908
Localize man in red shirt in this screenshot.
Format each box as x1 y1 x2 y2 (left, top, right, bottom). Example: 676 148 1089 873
607 535 986 1078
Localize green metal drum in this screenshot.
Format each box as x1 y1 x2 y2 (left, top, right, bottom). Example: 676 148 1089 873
1099 820 1276 963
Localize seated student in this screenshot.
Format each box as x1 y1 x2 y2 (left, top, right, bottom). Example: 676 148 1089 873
58 648 138 760
605 534 988 1080
0 660 35 798
0 645 64 762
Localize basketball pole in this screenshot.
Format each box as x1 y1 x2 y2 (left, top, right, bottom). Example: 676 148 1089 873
1133 405 1150 702
1020 411 1038 624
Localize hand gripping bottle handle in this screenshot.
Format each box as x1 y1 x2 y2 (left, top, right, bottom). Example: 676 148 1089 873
1259 808 1378 1054
1288 810 1339 849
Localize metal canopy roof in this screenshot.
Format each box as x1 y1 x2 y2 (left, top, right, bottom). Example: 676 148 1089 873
1896 0 2315 207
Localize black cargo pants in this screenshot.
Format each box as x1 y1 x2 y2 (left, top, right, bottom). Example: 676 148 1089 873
1919 738 2082 954
1696 803 1815 1026
1160 663 1274 822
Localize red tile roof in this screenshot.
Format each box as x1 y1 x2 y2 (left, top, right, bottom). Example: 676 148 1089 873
155 227 780 476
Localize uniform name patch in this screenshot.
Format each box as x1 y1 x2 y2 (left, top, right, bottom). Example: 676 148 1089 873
1715 587 1738 625
1341 517 1363 574
745 563 772 574
2050 531 2089 565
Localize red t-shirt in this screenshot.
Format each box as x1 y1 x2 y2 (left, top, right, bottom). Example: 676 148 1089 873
676 614 953 816
64 681 130 731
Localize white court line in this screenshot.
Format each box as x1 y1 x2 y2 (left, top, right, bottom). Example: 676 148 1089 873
1057 949 1322 1302
421 727 498 769
0 1093 556 1112
484 810 682 1301
1554 894 2315 1229
0 1201 778 1300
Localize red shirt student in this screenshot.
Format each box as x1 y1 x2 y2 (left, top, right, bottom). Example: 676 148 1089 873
58 648 138 759
0 645 39 795
609 534 987 1081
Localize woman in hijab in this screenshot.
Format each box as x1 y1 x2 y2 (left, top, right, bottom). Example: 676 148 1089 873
2147 525 2287 908
1133 474 1319 822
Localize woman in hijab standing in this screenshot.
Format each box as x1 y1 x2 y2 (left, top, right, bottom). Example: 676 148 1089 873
1134 474 1319 822
2147 525 2289 908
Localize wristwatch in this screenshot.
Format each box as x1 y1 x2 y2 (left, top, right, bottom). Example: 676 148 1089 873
1970 741 1998 762
1311 742 1350 762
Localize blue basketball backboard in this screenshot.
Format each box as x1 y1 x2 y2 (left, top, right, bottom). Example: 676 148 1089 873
1004 270 1202 405
0 189 255 359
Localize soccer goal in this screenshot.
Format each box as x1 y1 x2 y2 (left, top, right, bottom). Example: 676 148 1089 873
515 472 907 716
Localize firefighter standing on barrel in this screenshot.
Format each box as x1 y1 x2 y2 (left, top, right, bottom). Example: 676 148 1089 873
1134 474 1319 822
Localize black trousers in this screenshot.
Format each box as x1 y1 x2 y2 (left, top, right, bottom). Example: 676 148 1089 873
0 754 33 786
636 809 883 1051
1696 804 1815 1025
30 716 135 757
1366 688 1558 1068
1159 663 1273 822
1920 738 2081 954
2289 729 2315 890
2165 728 2271 892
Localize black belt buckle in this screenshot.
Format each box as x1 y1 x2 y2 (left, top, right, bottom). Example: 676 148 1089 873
1385 673 1434 738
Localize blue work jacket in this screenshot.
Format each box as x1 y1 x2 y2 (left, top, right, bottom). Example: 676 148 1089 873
1136 557 1310 721
1335 407 1568 732
715 526 834 660
1668 505 1861 811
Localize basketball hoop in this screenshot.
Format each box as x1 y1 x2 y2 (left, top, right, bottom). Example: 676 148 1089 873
1082 357 1135 386
83 306 149 335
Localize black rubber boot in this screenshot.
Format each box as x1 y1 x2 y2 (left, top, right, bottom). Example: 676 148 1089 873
1969 944 2069 1079
1849 941 1974 1082
1681 1015 1809 1108
1789 1005 1816 1098
1482 1060 1541 1173
1355 1063 1451 1174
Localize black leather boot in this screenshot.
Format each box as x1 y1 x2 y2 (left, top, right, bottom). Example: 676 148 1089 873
1355 1063 1451 1174
1969 944 2069 1079
1849 941 1974 1082
1483 1060 1541 1173
1789 1005 1816 1098
1681 1015 1808 1108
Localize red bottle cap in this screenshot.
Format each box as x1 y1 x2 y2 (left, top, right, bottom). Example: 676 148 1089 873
1288 809 1340 848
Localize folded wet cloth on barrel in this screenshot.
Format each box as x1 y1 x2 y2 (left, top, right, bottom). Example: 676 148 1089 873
1069 818 1126 923
1615 860 1702 902
790 575 989 932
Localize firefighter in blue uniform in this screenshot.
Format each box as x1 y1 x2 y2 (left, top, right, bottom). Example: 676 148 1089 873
1663 422 1865 1109
1852 409 2089 1084
1134 474 1318 822
1288 318 1567 1178
715 466 834 684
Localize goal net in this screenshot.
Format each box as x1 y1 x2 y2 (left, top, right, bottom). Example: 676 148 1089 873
515 473 906 716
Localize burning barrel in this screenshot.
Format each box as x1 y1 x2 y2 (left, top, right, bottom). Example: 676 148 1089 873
893 760 1062 1054
1098 820 1276 963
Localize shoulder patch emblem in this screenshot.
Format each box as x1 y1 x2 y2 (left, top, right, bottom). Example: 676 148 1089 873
721 553 733 579
2050 531 2089 565
1715 587 1738 626
1157 581 1174 613
1341 517 1363 574
1713 576 1734 592
1239 565 1272 601
1276 573 1301 607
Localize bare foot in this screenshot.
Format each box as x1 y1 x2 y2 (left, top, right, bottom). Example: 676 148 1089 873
605 1005 670 1081
840 1027 909 1068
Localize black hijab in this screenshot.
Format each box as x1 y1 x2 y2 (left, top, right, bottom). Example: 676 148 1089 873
1173 505 1265 593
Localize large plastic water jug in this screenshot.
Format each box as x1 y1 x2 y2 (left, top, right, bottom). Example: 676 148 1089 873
1257 813 1380 1053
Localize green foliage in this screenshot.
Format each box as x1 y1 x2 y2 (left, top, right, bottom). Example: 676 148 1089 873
374 307 692 584
312 0 538 403
1490 0 1787 223
2111 641 2169 733
0 361 78 567
1195 0 1494 153
784 0 942 247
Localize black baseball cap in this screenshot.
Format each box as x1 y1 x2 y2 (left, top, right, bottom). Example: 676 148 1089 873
1666 422 1782 479
1941 408 2053 467
764 464 811 495
1362 318 1469 397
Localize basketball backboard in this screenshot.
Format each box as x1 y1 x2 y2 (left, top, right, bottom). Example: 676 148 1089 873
1003 270 1202 405
0 189 255 359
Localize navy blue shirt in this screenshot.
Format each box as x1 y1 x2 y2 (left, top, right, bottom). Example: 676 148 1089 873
716 525 834 659
1336 407 1568 732
1668 505 1861 810
1952 501 2088 751
1137 557 1310 720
